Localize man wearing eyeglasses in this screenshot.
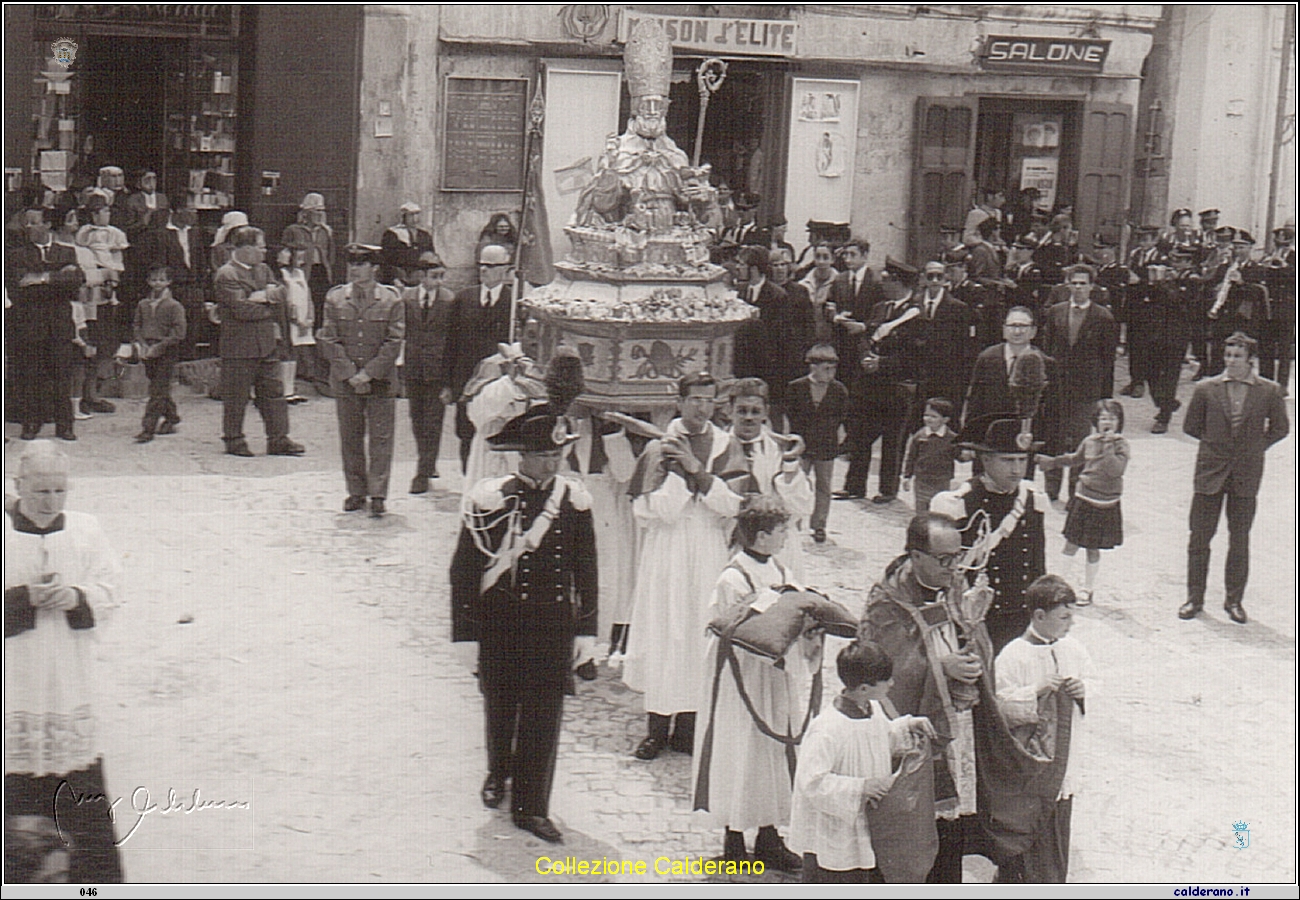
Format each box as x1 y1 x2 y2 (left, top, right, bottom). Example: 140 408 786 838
445 243 516 470
861 511 993 883
915 260 977 430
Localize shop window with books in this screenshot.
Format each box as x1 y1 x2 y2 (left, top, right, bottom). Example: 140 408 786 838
166 43 238 210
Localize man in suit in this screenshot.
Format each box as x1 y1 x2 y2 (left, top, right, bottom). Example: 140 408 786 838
848 260 926 504
732 246 807 431
829 238 883 498
445 243 516 471
451 408 598 844
213 225 304 458
964 306 1045 427
137 206 211 357
318 244 405 516
1260 225 1296 391
1179 333 1289 624
5 206 84 441
401 252 455 494
1038 264 1118 501
915 260 977 424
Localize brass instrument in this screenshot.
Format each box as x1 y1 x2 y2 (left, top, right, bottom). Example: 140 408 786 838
1208 258 1241 320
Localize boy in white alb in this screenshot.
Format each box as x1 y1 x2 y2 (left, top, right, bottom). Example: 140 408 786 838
788 641 936 883
993 573 1096 883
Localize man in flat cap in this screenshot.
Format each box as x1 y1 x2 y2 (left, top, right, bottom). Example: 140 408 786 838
212 225 304 458
318 244 405 516
380 201 436 281
401 252 455 493
450 407 598 844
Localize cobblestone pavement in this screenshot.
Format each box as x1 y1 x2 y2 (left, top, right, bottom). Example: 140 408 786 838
4 358 1293 884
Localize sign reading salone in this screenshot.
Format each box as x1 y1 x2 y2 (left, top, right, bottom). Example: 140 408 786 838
618 11 798 57
980 35 1112 73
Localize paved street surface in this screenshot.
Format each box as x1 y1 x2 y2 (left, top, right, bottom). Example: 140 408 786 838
5 357 1294 884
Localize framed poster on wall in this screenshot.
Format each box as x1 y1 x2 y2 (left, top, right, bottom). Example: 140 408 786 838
442 76 528 192
786 77 859 255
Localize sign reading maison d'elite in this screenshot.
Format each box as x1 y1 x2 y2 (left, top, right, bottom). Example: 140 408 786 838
618 10 797 57
980 35 1111 74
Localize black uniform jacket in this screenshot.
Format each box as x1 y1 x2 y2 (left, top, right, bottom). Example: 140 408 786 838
450 473 598 647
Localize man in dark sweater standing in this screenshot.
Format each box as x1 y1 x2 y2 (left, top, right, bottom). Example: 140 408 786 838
445 244 515 471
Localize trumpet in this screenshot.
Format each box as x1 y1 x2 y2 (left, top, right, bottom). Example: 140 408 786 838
1208 259 1241 320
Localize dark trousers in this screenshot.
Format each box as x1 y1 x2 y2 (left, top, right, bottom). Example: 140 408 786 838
1149 341 1186 421
141 354 180 433
801 854 884 883
479 639 567 818
221 355 289 444
986 610 1029 656
1126 307 1153 386
455 400 475 471
994 797 1072 884
334 379 395 499
804 458 834 530
406 380 446 478
1187 490 1257 606
1044 400 1093 500
927 813 983 883
843 404 905 497
12 339 73 430
5 759 123 884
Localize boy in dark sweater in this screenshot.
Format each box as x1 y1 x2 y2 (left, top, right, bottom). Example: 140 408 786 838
132 265 186 443
902 397 959 513
786 343 850 543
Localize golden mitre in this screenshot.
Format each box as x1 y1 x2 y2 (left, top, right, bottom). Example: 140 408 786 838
625 18 672 99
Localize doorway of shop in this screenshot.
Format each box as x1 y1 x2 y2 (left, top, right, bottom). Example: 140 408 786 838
619 60 789 232
79 37 182 193
974 97 1082 225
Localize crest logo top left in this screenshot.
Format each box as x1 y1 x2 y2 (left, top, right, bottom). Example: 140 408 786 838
51 38 79 68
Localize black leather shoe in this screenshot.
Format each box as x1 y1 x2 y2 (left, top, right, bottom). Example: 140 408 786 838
1178 599 1203 620
86 398 116 414
832 490 865 500
343 495 366 512
409 475 429 494
20 425 40 441
1151 419 1169 434
575 660 597 681
871 493 897 505
135 431 154 443
481 774 505 809
634 735 668 761
754 834 803 873
1224 601 1247 624
226 440 254 457
55 426 76 441
813 528 827 544
513 813 563 844
369 498 386 518
267 438 305 456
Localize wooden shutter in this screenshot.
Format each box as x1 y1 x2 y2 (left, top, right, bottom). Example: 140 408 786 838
910 97 977 266
1075 102 1132 253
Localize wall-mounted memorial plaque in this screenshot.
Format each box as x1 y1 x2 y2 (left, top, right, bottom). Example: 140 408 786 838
442 76 528 192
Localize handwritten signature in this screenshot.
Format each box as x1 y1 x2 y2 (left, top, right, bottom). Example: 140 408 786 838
54 782 250 847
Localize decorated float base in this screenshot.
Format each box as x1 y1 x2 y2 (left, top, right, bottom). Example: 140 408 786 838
524 275 753 426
